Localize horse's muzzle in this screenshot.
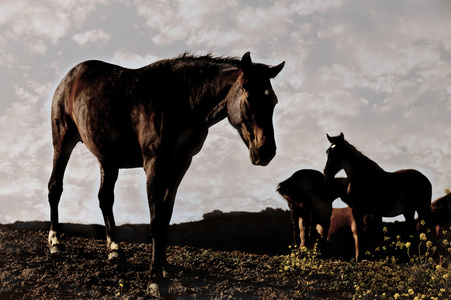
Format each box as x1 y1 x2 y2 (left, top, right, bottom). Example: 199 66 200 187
250 144 276 166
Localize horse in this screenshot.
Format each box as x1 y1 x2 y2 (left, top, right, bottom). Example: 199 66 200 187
277 169 333 250
324 133 432 260
431 193 451 235
430 193 451 262
47 52 285 288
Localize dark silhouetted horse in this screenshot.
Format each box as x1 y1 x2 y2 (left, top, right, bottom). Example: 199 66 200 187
277 170 332 250
277 170 355 252
430 193 451 262
47 52 285 289
324 133 432 260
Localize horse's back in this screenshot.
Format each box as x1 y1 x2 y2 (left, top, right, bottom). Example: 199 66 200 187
393 169 432 199
279 169 327 196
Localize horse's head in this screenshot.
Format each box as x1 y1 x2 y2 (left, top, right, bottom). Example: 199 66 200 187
324 132 347 180
228 52 285 166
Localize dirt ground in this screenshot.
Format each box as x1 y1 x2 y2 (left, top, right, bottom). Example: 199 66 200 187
0 209 353 299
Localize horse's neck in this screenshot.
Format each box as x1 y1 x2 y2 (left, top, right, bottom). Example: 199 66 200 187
202 69 242 127
344 148 385 180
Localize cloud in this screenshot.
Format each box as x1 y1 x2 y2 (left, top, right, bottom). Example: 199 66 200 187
72 29 111 47
292 0 345 16
112 51 160 69
2 0 451 226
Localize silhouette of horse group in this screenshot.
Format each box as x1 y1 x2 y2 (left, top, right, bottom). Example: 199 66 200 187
47 51 447 293
278 133 439 261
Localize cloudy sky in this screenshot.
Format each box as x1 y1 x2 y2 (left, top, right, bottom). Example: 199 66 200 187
1 0 451 225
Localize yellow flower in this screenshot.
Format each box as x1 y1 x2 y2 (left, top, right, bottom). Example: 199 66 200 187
405 242 411 248
443 230 448 235
408 289 414 295
426 241 433 248
440 288 446 293
420 233 427 241
394 293 400 299
444 239 449 246
284 266 289 271
420 220 426 226
383 226 388 233
443 273 449 279
436 265 442 270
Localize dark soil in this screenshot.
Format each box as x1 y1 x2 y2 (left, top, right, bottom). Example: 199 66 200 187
0 208 354 299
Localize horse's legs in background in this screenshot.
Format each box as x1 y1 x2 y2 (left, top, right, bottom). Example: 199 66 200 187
298 215 310 250
289 206 301 247
403 210 416 236
350 216 359 261
370 215 383 253
98 164 120 260
315 218 330 256
352 210 365 261
48 123 79 253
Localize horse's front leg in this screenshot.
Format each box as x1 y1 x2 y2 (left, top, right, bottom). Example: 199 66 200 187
289 205 301 247
145 153 194 280
298 214 310 250
315 217 331 255
352 210 365 261
98 163 120 260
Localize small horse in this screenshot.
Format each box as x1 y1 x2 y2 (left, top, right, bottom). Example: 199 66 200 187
277 169 333 250
277 170 359 258
47 52 285 287
324 133 432 260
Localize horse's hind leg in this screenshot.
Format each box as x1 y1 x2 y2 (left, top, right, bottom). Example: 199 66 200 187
98 164 120 260
48 123 79 253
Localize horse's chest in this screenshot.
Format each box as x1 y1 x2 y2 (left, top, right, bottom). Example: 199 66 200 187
172 126 208 156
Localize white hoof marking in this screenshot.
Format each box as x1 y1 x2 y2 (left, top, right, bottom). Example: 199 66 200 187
147 283 160 298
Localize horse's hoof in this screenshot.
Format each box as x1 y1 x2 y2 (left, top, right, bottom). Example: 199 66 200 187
108 250 120 261
147 282 160 298
49 244 64 254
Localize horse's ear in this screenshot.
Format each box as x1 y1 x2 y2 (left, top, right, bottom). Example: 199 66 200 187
241 52 252 74
268 61 285 78
327 132 345 143
327 133 333 143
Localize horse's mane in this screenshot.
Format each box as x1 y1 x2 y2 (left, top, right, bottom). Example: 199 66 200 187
343 140 385 173
175 52 241 66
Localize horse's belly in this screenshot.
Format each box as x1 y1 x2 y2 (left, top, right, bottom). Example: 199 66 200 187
80 134 144 168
